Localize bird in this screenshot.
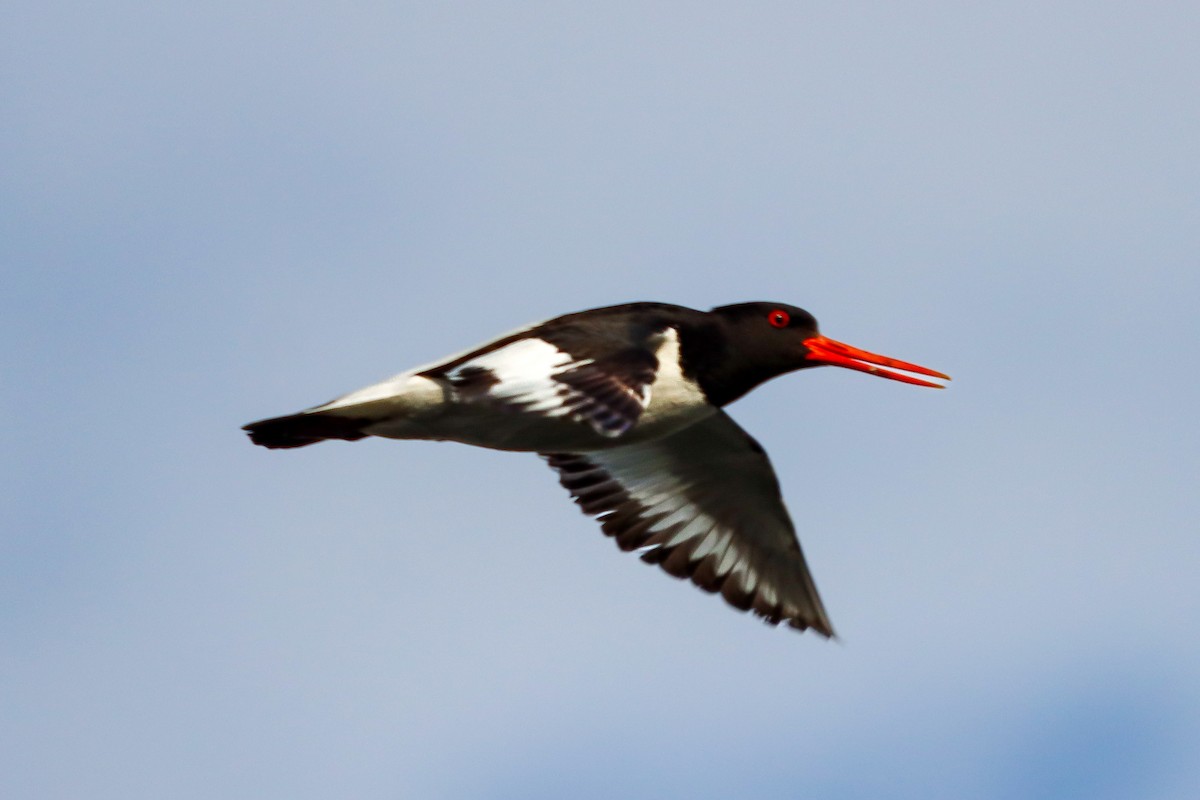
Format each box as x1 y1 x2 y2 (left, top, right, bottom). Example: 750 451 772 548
243 302 949 636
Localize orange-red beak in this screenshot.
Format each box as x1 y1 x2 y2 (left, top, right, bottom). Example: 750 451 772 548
803 335 950 388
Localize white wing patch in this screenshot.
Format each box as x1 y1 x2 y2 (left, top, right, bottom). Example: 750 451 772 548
445 337 653 437
446 338 593 415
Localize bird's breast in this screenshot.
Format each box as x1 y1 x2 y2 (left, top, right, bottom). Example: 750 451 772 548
631 327 714 439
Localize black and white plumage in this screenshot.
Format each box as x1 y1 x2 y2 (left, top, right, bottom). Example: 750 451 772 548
243 302 949 636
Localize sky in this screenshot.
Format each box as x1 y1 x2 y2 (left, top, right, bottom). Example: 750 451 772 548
3 2 1198 798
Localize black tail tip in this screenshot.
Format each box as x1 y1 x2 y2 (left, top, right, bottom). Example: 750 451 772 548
242 412 369 449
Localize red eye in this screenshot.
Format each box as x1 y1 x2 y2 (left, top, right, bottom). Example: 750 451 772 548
768 309 790 328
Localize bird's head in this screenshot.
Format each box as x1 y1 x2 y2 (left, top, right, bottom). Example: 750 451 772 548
709 302 950 390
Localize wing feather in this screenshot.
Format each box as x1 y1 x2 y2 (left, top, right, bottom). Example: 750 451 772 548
542 411 834 636
435 338 659 438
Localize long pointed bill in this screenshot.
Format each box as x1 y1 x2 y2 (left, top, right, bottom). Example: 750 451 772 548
803 335 951 388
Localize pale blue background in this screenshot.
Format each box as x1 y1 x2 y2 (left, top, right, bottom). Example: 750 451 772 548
4 3 1198 798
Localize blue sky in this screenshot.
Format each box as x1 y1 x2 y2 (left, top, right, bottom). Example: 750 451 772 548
3 2 1198 798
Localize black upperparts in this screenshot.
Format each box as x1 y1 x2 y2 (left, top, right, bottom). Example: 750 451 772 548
524 301 825 408
426 301 825 409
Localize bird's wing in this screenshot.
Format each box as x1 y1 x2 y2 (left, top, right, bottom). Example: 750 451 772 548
429 330 662 438
542 411 834 635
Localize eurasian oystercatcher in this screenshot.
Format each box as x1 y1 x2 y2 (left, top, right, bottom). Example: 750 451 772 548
244 302 949 636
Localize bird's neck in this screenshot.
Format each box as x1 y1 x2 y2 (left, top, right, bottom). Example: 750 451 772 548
677 322 787 407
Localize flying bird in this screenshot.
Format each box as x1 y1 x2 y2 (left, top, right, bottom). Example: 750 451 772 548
243 302 949 636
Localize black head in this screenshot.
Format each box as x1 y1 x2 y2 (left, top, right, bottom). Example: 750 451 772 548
709 302 822 373
694 302 949 406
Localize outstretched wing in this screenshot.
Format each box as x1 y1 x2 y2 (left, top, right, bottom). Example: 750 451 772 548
542 411 833 635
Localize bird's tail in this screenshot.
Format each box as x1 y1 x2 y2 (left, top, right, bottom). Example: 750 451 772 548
242 410 371 449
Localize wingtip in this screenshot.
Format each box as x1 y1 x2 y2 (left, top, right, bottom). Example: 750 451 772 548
784 615 836 639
